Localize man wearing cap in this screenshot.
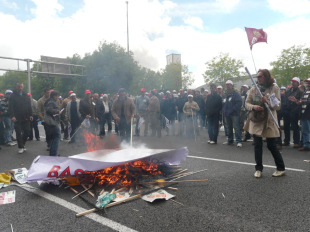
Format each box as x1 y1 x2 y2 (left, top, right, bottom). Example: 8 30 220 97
283 77 303 147
176 89 187 136
8 83 33 153
183 94 200 138
80 89 97 135
222 80 243 147
134 88 149 136
296 78 310 151
148 90 161 138
0 90 16 146
112 88 136 142
66 93 81 143
37 88 51 149
28 93 40 141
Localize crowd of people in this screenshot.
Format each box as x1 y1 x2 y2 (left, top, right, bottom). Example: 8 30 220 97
0 69 309 177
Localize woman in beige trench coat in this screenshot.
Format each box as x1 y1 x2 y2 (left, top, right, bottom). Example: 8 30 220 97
244 69 285 178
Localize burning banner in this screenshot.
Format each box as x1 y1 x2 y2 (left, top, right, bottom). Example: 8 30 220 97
26 147 188 183
245 27 267 50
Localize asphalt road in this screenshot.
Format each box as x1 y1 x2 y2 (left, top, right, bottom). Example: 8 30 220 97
0 124 309 232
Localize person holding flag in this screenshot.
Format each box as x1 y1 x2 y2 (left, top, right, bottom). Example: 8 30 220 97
244 69 285 178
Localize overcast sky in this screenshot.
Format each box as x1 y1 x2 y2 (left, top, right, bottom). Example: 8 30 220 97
0 0 310 87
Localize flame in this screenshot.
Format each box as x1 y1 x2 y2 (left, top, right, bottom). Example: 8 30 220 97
81 129 163 188
85 160 162 188
82 129 120 152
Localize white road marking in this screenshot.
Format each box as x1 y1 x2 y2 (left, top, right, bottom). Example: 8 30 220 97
20 184 138 232
188 155 306 172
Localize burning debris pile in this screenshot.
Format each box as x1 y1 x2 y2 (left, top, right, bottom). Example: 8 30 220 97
24 133 207 217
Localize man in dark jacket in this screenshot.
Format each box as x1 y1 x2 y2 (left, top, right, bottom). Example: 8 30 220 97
79 89 97 135
8 83 33 153
222 80 242 147
283 77 303 147
205 84 222 144
176 89 187 136
298 78 310 151
44 91 61 156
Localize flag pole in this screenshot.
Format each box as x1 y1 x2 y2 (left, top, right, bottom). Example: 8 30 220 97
250 49 258 73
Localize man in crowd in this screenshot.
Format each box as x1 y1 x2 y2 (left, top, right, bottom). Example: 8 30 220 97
112 88 135 142
222 80 242 147
0 90 16 146
66 93 81 143
194 90 204 130
148 90 161 138
298 78 310 151
135 88 149 136
176 89 187 136
183 94 200 138
61 91 74 140
276 86 287 149
28 93 40 141
79 89 97 135
205 84 222 144
9 83 33 153
240 85 251 142
37 88 51 150
97 94 112 138
283 77 303 148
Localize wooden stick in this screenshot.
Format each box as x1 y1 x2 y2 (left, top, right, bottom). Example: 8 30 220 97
81 184 95 198
70 187 79 194
142 179 208 185
167 187 178 191
76 183 178 217
76 193 142 217
170 199 184 206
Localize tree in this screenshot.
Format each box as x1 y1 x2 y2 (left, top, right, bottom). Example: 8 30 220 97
161 63 194 91
181 65 194 89
270 45 310 86
203 53 245 86
0 71 28 94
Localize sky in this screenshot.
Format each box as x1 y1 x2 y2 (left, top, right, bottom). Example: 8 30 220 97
0 0 310 88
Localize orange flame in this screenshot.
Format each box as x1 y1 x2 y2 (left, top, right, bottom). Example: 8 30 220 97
82 129 120 152
85 160 162 188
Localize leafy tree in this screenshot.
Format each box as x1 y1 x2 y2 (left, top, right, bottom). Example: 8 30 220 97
203 53 245 86
270 45 310 86
82 41 138 95
181 65 194 89
161 63 193 91
0 71 28 94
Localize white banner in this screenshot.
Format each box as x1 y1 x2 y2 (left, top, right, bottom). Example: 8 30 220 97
26 147 188 182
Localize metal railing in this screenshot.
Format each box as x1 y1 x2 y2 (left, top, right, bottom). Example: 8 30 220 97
0 56 85 93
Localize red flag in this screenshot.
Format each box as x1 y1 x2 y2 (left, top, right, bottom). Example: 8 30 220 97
245 27 267 50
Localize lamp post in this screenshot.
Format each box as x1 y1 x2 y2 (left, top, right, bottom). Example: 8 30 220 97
126 1 129 54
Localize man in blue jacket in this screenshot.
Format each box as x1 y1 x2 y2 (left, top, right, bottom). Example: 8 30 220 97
222 80 242 147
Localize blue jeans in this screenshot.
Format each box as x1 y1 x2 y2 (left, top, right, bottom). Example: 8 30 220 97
225 115 242 143
301 120 310 148
207 115 219 142
3 116 13 144
49 124 61 156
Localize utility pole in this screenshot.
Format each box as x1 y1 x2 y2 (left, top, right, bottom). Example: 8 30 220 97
126 1 129 54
